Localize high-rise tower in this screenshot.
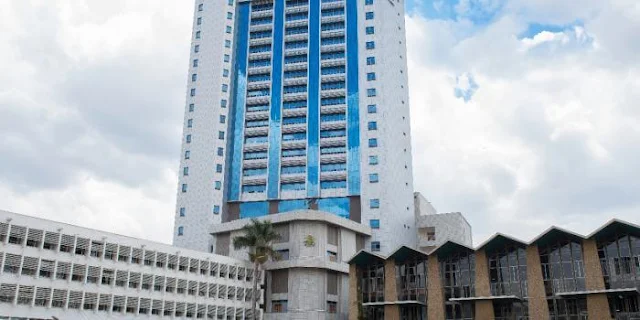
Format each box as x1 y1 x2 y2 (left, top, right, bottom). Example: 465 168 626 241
174 0 415 255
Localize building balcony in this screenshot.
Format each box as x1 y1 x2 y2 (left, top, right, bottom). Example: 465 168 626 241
244 126 269 137
283 77 307 87
282 123 307 134
285 48 308 57
320 104 347 114
284 62 308 72
320 171 347 181
282 140 307 150
283 91 307 100
249 24 273 33
285 33 308 42
242 176 267 185
280 174 305 183
285 20 308 29
246 95 270 105
321 29 345 38
285 5 308 14
321 15 345 24
321 58 345 68
248 66 271 76
321 74 345 83
321 1 345 10
242 158 268 168
281 155 307 167
251 10 273 19
245 110 270 121
249 37 272 47
320 120 346 131
247 80 270 91
320 89 346 99
283 107 307 118
249 51 272 61
320 43 346 53
320 152 347 163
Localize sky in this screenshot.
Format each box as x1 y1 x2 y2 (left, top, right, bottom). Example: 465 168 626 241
1 0 639 245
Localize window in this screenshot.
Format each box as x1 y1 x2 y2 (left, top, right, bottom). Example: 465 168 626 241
222 84 228 92
367 72 376 81
181 184 188 193
327 251 338 262
367 88 377 97
223 69 229 77
197 17 202 25
220 115 226 123
217 147 224 156
178 227 184 236
370 199 380 208
198 3 203 11
366 56 376 65
228 0 233 4
218 131 225 140
215 181 221 190
187 119 193 128
190 88 196 96
369 173 379 183
366 0 373 5
183 167 189 176
224 54 230 62
213 205 220 214
216 164 223 172
225 40 231 48
371 241 381 251
366 41 375 49
368 138 378 147
327 301 338 313
366 26 375 34
272 300 287 313
221 99 228 108
367 104 377 113
193 59 199 67
194 45 200 53
277 250 290 260
191 74 197 82
366 12 374 20
427 227 436 241
369 155 378 165
225 26 232 33
188 103 195 112
179 207 185 217
185 150 190 159
194 31 201 40
186 134 192 143
368 121 377 130
370 219 380 229
227 12 233 19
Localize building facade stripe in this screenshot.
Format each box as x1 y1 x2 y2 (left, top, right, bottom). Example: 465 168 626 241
267 0 285 199
227 2 251 201
346 0 361 196
306 0 321 198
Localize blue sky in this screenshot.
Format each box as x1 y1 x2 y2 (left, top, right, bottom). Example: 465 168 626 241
1 0 639 245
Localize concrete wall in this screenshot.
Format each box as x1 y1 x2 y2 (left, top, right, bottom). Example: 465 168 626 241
416 212 473 250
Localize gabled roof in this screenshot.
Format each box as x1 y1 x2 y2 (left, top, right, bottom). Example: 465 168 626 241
430 240 474 259
348 249 386 267
529 226 584 247
387 245 429 263
587 219 640 241
475 233 527 253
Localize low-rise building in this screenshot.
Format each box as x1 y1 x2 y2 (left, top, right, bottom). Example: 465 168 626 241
210 210 371 320
348 218 640 320
0 210 261 319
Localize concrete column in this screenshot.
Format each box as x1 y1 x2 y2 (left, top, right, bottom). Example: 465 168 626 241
474 249 494 319
427 255 445 320
582 238 612 319
384 259 399 319
348 264 359 320
525 245 550 320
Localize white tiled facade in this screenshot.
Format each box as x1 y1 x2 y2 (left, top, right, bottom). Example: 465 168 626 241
174 0 416 257
414 193 473 251
0 210 261 320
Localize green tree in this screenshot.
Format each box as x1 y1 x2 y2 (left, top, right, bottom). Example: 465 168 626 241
233 218 281 320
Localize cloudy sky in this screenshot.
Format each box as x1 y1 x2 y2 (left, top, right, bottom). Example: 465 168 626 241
1 0 639 245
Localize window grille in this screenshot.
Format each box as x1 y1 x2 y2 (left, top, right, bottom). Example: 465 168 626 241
226 307 234 318
217 306 226 318
104 243 117 260
165 277 176 293
156 252 167 268
179 257 189 271
118 245 131 262
164 301 176 316
60 234 75 253
90 241 103 258
116 270 128 287
176 302 186 317
144 250 155 266
26 228 43 248
87 266 100 283
4 253 21 274
229 265 237 279
208 283 217 298
71 263 86 282
75 237 90 256
247 269 254 282
199 282 208 297
200 261 209 275
190 258 199 273
142 274 153 290
235 307 244 318
139 298 151 314
188 280 198 296
152 299 163 315
126 296 139 313
177 279 188 294
68 290 83 309
220 264 228 278
83 292 98 310
237 287 245 301
186 303 196 318
197 304 206 318
101 269 114 285
40 260 56 279
17 285 34 305
210 262 219 277
52 289 68 308
43 231 59 250
129 272 141 289
238 267 246 281
154 275 165 292
35 287 51 307
112 295 126 312
8 225 26 245
168 254 178 270
21 256 38 276
56 261 70 280
132 248 143 264
98 294 112 311
218 285 227 299
0 284 17 303
0 222 8 242
207 305 217 318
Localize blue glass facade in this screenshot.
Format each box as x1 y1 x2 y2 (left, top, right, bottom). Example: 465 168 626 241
267 0 285 199
306 0 321 198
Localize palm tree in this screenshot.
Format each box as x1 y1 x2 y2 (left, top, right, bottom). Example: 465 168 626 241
233 218 281 320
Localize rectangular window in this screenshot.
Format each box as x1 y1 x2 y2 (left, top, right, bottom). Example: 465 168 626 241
368 121 377 130
197 17 202 25
371 241 381 251
220 115 226 123
198 4 203 11
222 84 228 92
370 219 380 229
218 131 225 140
224 54 230 62
366 41 375 49
365 0 373 4
272 300 287 313
223 69 229 77
366 26 374 34
183 167 189 176
217 147 224 156
185 150 190 159
369 155 378 165
216 164 223 172
367 104 377 113
179 207 185 217
192 74 197 82
213 205 220 214
225 40 231 48
367 88 377 97
189 104 194 112
194 45 199 53
366 57 376 65
367 72 376 81
181 184 188 193
214 181 221 190
327 301 338 313
186 134 192 143
221 99 228 108
368 138 378 147
195 31 201 39
225 26 232 33
227 12 233 19
366 12 374 20
187 119 193 128
370 199 380 208
369 173 379 183
190 88 196 96
193 59 199 67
